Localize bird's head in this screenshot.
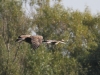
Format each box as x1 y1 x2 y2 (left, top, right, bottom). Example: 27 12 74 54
16 35 31 42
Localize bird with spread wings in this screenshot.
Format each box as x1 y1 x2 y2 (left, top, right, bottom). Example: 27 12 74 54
16 34 65 50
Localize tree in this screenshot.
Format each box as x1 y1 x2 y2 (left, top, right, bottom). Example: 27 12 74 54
0 0 100 75
0 0 30 75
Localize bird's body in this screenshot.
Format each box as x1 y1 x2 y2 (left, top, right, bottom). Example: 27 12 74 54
30 35 43 49
16 35 65 50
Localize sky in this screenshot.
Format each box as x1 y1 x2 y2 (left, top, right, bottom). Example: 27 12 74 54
25 0 100 14
60 0 100 14
23 0 100 16
23 0 100 35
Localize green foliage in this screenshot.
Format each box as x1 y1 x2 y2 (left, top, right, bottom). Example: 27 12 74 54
0 0 31 75
32 3 97 53
23 48 80 75
0 0 100 75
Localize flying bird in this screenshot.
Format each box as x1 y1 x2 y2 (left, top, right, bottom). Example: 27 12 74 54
16 35 65 50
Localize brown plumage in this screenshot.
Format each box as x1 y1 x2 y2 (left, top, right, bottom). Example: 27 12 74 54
16 35 43 50
16 35 65 50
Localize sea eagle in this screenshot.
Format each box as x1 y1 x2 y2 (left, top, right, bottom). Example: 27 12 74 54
16 35 65 50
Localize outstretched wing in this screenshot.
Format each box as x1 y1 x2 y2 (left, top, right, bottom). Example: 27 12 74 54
43 40 65 45
31 36 43 50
